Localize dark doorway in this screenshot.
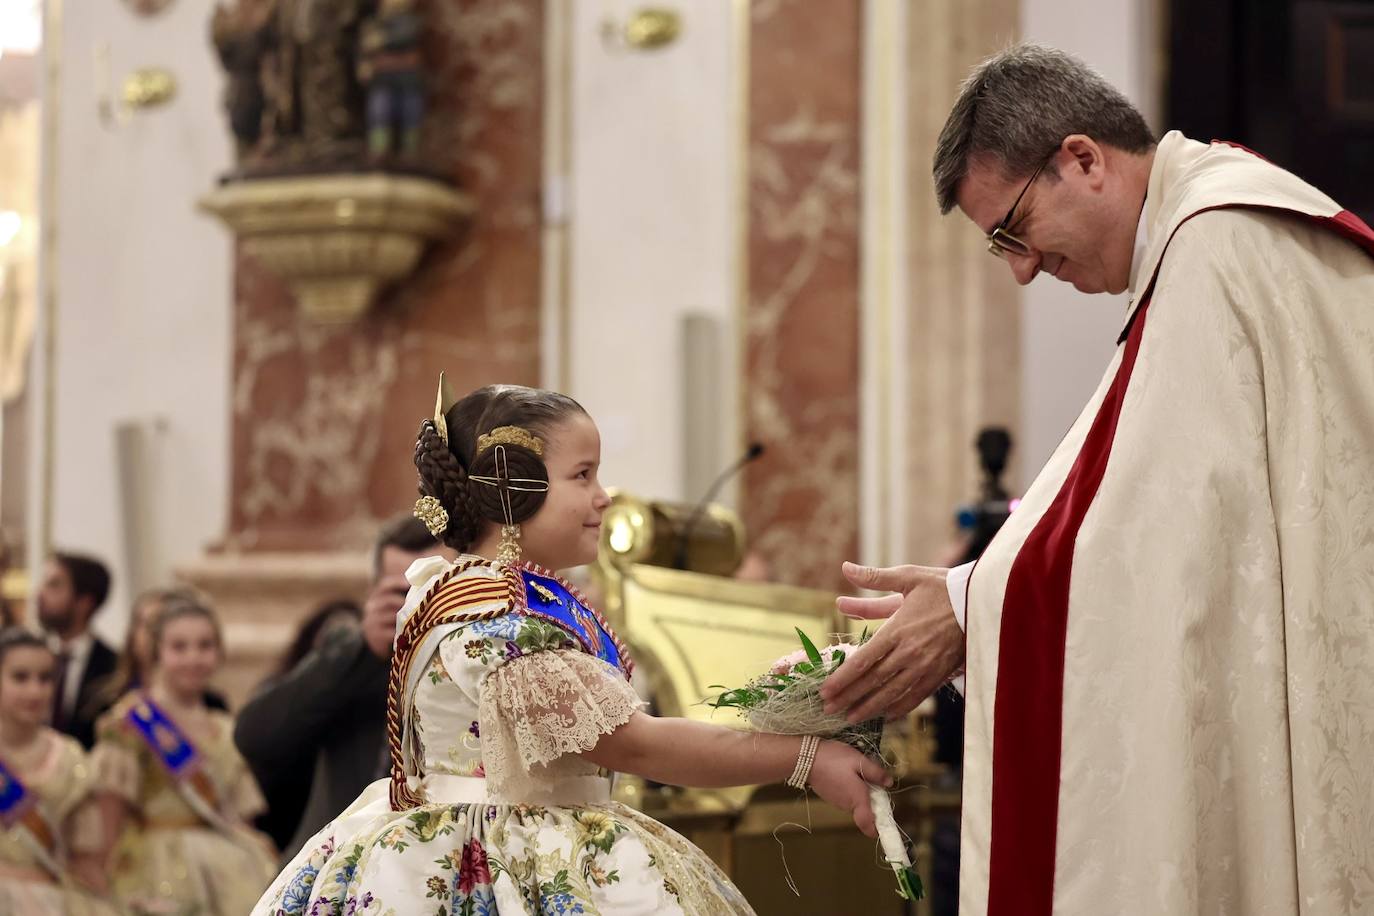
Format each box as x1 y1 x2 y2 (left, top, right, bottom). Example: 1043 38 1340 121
1168 0 1374 221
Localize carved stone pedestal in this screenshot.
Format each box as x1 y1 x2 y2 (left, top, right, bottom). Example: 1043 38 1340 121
200 174 475 322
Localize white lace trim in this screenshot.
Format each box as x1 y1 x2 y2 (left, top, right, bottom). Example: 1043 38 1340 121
479 649 643 797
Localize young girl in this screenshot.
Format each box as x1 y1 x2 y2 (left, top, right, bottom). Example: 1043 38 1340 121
91 597 277 914
90 587 231 719
0 628 113 915
255 381 888 915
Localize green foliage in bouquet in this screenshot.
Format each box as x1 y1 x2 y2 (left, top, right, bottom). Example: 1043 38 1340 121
705 627 924 901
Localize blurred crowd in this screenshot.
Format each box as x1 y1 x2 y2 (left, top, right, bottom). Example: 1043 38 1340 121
0 514 446 915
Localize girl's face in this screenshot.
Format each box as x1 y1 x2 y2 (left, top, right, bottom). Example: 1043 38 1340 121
519 413 612 571
0 647 56 728
154 615 221 696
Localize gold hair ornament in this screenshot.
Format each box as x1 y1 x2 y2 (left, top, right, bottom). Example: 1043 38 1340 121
495 525 523 566
413 495 449 537
469 443 550 566
432 372 458 445
477 426 544 457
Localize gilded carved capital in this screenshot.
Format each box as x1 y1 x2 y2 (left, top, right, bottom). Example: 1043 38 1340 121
199 173 474 321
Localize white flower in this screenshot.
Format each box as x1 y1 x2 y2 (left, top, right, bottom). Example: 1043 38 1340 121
769 641 858 675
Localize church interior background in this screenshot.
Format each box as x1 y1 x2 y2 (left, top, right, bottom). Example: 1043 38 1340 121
1 0 1368 912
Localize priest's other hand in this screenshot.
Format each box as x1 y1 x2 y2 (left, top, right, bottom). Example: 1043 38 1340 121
820 561 965 722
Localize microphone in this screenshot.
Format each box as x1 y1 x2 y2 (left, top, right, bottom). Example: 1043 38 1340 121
674 443 766 570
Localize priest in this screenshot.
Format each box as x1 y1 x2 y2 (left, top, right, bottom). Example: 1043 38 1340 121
821 43 1374 916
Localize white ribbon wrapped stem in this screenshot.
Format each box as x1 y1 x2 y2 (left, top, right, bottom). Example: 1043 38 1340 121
870 785 922 900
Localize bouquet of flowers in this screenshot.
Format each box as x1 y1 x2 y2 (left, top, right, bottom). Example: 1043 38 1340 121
707 628 923 900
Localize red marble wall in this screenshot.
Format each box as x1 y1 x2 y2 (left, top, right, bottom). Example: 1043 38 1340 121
226 0 544 551
742 0 863 590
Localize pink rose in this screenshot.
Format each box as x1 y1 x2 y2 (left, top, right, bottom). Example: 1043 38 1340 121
457 839 491 895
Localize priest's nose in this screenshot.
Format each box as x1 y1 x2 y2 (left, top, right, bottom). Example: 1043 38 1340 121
1007 249 1042 286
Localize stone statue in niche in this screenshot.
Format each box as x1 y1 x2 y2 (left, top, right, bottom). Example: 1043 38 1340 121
284 0 369 164
211 1 272 154
358 0 423 163
209 0 434 178
199 0 472 326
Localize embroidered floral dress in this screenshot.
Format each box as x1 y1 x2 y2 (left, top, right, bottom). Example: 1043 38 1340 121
0 729 117 916
254 556 753 916
92 692 278 915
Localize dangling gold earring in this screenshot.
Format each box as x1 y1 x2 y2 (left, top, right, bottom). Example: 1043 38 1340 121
496 524 522 566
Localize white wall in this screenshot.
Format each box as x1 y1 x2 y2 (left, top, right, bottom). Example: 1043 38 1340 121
557 0 743 506
1018 0 1162 477
41 1 232 640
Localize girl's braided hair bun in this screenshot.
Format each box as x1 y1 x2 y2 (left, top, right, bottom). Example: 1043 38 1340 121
413 384 587 553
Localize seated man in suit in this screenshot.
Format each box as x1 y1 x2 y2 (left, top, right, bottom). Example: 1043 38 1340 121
36 552 117 748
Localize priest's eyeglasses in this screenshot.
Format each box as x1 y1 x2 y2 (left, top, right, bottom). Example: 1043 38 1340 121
986 154 1052 258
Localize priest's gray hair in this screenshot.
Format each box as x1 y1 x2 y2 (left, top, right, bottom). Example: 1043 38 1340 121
933 43 1155 215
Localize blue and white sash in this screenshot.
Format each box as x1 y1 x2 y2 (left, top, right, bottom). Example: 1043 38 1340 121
0 751 63 878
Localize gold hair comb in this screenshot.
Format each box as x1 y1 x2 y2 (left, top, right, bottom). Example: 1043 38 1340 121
477 426 544 456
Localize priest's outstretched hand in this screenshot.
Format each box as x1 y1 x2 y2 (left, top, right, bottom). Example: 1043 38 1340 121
820 561 965 722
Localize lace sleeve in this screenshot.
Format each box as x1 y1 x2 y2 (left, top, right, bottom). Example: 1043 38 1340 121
478 649 643 794
54 737 105 855
67 801 106 855
89 737 141 804
89 711 143 804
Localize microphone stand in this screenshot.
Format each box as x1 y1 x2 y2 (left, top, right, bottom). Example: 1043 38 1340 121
673 443 765 571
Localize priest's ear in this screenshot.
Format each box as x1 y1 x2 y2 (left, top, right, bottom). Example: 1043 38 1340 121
1059 134 1107 192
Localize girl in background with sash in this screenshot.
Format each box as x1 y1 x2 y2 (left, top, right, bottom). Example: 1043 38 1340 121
91 596 276 915
255 382 888 916
0 628 114 915
88 587 232 724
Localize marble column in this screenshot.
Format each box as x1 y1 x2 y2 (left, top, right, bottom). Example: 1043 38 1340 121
742 0 864 592
741 0 1021 587
903 0 1021 567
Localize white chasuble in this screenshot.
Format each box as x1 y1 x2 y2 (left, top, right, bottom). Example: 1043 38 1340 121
959 132 1374 916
